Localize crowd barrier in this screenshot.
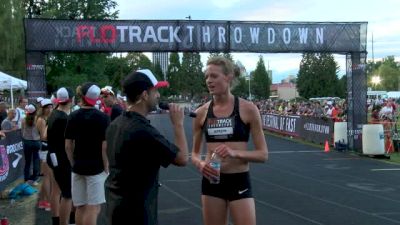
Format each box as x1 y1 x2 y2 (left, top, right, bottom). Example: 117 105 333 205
369 120 398 154
261 113 400 154
261 113 334 145
362 124 385 155
0 130 24 192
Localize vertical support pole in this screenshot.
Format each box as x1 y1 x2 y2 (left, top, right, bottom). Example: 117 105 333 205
26 52 46 100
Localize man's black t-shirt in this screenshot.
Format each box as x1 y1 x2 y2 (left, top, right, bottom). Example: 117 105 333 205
47 110 69 167
105 111 178 225
110 103 123 121
0 111 7 125
65 108 110 175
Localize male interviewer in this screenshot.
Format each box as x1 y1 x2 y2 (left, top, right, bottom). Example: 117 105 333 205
105 69 188 225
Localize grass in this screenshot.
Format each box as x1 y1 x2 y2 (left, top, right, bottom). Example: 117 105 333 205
389 152 400 164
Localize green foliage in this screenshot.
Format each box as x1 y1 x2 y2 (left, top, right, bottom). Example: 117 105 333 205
181 52 205 98
0 0 26 78
379 56 400 91
297 53 340 99
38 0 118 94
367 56 400 91
153 62 167 96
40 0 118 19
103 55 131 93
153 63 164 81
379 64 400 91
337 75 347 98
251 56 270 99
46 53 110 93
166 52 181 95
231 76 249 98
126 53 152 71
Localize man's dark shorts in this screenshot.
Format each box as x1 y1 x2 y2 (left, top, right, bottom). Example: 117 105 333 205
48 157 72 199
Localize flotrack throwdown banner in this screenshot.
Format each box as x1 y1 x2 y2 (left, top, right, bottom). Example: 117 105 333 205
24 19 367 53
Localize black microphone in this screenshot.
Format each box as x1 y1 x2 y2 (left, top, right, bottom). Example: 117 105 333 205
158 102 197 118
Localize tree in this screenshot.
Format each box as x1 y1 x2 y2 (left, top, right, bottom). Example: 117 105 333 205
379 64 400 91
103 55 131 93
153 63 164 81
251 56 270 99
125 53 152 71
378 56 400 91
166 52 181 96
181 52 205 99
337 75 347 98
297 53 340 99
152 62 168 96
46 53 110 93
39 0 119 93
231 76 248 98
40 0 118 19
0 0 26 78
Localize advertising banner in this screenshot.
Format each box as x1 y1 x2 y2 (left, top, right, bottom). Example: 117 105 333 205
25 19 367 53
0 131 24 191
299 116 334 144
262 114 300 136
262 114 334 144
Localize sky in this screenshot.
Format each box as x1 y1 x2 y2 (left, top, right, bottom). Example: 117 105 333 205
114 0 400 83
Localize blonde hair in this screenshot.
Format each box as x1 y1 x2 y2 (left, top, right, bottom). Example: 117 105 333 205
206 56 241 88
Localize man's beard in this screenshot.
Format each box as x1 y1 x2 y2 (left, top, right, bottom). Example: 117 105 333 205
148 100 158 112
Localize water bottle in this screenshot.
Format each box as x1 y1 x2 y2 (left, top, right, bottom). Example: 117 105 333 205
209 152 221 184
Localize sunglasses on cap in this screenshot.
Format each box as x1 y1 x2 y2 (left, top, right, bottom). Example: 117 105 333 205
101 86 114 96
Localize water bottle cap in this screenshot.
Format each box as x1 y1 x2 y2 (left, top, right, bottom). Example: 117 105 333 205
211 152 216 158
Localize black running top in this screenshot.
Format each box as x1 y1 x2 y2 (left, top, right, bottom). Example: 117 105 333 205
203 96 250 142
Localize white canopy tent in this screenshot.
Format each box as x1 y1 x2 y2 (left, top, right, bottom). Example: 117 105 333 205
0 71 28 108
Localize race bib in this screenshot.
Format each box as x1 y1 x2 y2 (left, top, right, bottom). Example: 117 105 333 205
206 117 234 139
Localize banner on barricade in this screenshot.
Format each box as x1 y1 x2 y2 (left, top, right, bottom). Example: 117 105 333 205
262 114 300 136
299 117 334 144
0 130 24 191
262 114 334 144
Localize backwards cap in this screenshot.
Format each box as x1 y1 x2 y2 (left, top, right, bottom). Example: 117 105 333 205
123 69 169 100
81 82 101 106
36 97 44 104
25 104 36 114
40 98 53 107
56 87 74 104
136 69 169 89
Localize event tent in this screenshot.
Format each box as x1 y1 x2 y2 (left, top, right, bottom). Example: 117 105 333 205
0 71 28 108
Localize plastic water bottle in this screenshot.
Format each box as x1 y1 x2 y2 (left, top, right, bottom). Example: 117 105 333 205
209 152 221 184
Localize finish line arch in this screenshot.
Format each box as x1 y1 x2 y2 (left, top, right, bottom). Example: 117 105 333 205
24 19 367 150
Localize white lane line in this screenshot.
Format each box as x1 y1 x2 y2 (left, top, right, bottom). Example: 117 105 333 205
255 199 324 225
371 168 400 171
270 150 320 154
323 158 359 160
252 176 400 224
161 183 201 209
